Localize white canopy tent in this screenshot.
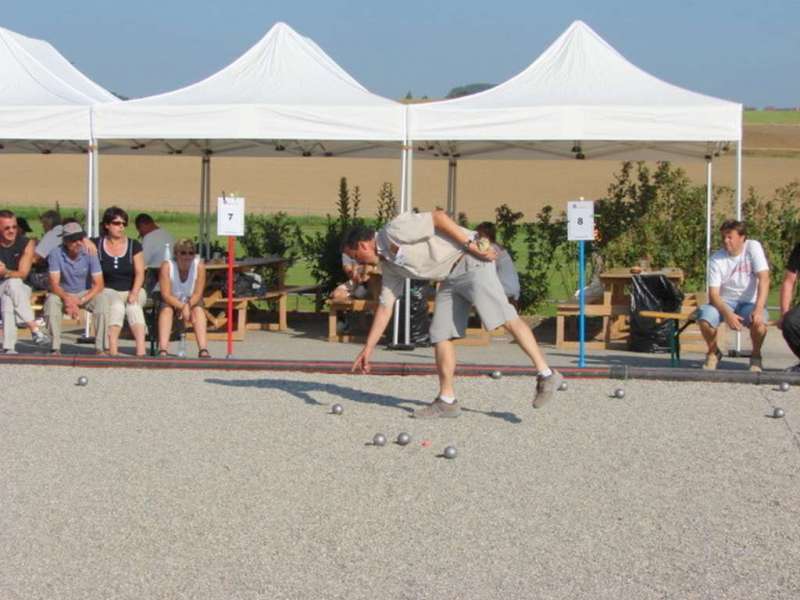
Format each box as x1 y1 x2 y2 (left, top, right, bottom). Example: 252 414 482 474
0 25 117 235
93 22 407 252
407 20 744 281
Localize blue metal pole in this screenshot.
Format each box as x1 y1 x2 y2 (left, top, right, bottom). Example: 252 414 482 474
578 240 586 368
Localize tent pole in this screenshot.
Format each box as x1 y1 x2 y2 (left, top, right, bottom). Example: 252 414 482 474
199 156 207 258
404 146 414 345
205 155 212 259
451 159 458 218
735 141 742 219
735 140 743 353
91 141 99 237
705 156 713 292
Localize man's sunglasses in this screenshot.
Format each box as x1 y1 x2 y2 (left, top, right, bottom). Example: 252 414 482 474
108 220 127 226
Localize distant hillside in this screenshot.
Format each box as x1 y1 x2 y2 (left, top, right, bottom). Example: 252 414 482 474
446 83 495 99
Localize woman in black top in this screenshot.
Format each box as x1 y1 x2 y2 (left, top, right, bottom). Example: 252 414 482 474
94 207 146 356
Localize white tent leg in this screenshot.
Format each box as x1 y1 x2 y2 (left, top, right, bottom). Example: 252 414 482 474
705 156 713 292
735 141 743 353
91 141 99 236
205 156 212 258
404 146 414 345
199 157 207 258
82 139 97 341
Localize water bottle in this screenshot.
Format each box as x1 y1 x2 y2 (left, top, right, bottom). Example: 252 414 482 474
177 331 187 358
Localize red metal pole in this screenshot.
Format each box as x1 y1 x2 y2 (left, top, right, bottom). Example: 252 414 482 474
226 235 235 357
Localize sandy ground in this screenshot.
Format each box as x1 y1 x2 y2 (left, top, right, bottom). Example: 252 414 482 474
1 363 799 599
2 124 799 220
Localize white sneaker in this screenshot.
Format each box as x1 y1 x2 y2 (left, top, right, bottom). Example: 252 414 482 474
32 330 50 347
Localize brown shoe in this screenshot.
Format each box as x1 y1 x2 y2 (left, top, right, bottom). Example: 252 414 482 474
533 370 563 408
413 398 461 419
702 349 723 370
749 355 763 372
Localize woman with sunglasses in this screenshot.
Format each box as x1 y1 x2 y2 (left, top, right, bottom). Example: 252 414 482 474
94 207 147 356
157 238 209 357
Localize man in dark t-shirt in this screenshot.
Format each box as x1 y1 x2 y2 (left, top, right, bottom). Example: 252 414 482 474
778 243 800 370
0 210 50 352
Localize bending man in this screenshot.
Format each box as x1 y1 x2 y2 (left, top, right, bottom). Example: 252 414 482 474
343 209 561 418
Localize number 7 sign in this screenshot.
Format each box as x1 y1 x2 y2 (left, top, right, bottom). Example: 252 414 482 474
217 196 245 237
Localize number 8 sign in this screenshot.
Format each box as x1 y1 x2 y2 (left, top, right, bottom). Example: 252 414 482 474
567 200 594 241
217 196 245 236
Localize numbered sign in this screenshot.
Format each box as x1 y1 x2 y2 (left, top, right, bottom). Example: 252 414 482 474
217 196 245 237
567 200 594 241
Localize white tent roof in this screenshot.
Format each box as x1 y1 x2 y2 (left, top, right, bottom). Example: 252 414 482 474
0 25 116 147
408 21 742 160
94 22 405 157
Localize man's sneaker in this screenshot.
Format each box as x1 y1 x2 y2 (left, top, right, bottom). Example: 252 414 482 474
32 330 50 347
702 349 723 370
1 349 18 355
749 355 763 373
784 363 800 373
533 369 563 409
412 398 461 419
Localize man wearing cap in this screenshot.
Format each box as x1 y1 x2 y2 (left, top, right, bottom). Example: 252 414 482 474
44 222 105 354
0 210 51 352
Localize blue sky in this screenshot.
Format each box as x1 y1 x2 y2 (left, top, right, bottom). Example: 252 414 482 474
5 0 798 106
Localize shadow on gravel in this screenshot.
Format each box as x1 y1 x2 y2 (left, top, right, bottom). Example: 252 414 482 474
461 407 522 424
205 377 424 413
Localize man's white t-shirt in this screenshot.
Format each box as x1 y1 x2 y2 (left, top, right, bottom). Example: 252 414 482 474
708 239 769 304
142 227 176 268
34 225 63 259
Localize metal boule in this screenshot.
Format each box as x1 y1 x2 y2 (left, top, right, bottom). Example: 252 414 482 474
331 403 343 415
490 370 502 379
373 433 387 447
774 407 785 419
77 376 88 387
779 382 790 392
396 432 411 446
614 388 625 399
443 446 458 459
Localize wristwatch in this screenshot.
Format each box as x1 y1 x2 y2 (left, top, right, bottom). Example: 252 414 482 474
462 239 473 252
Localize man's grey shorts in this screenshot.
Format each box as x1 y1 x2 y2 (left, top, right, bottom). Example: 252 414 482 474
429 255 518 344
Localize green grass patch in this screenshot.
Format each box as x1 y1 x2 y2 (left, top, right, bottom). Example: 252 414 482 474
744 110 800 125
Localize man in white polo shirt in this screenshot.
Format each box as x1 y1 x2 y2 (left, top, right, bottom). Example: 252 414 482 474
343 209 562 417
698 220 770 371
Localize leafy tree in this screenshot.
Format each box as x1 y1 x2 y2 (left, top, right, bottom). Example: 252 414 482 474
445 83 495 99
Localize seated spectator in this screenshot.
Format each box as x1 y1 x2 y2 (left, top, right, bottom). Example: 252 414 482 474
28 210 62 291
157 239 209 357
43 223 105 354
135 213 175 268
698 220 770 371
94 207 147 357
330 253 381 302
476 222 520 303
0 210 50 352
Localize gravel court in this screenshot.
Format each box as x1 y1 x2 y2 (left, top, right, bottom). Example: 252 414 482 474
1 365 800 599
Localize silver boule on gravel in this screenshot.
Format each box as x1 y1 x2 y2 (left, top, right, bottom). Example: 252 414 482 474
443 446 458 459
396 432 411 446
373 433 387 447
558 381 568 391
779 382 790 392
77 376 88 387
331 403 343 415
490 370 502 379
773 407 786 419
614 388 625 399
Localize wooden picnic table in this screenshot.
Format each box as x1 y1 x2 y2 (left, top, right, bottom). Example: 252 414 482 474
598 267 685 342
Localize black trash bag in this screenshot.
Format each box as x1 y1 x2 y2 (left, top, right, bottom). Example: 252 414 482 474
628 274 684 353
390 280 432 348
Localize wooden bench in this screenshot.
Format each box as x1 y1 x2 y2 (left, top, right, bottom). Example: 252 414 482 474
201 284 324 340
556 292 630 349
327 297 491 345
636 292 707 366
